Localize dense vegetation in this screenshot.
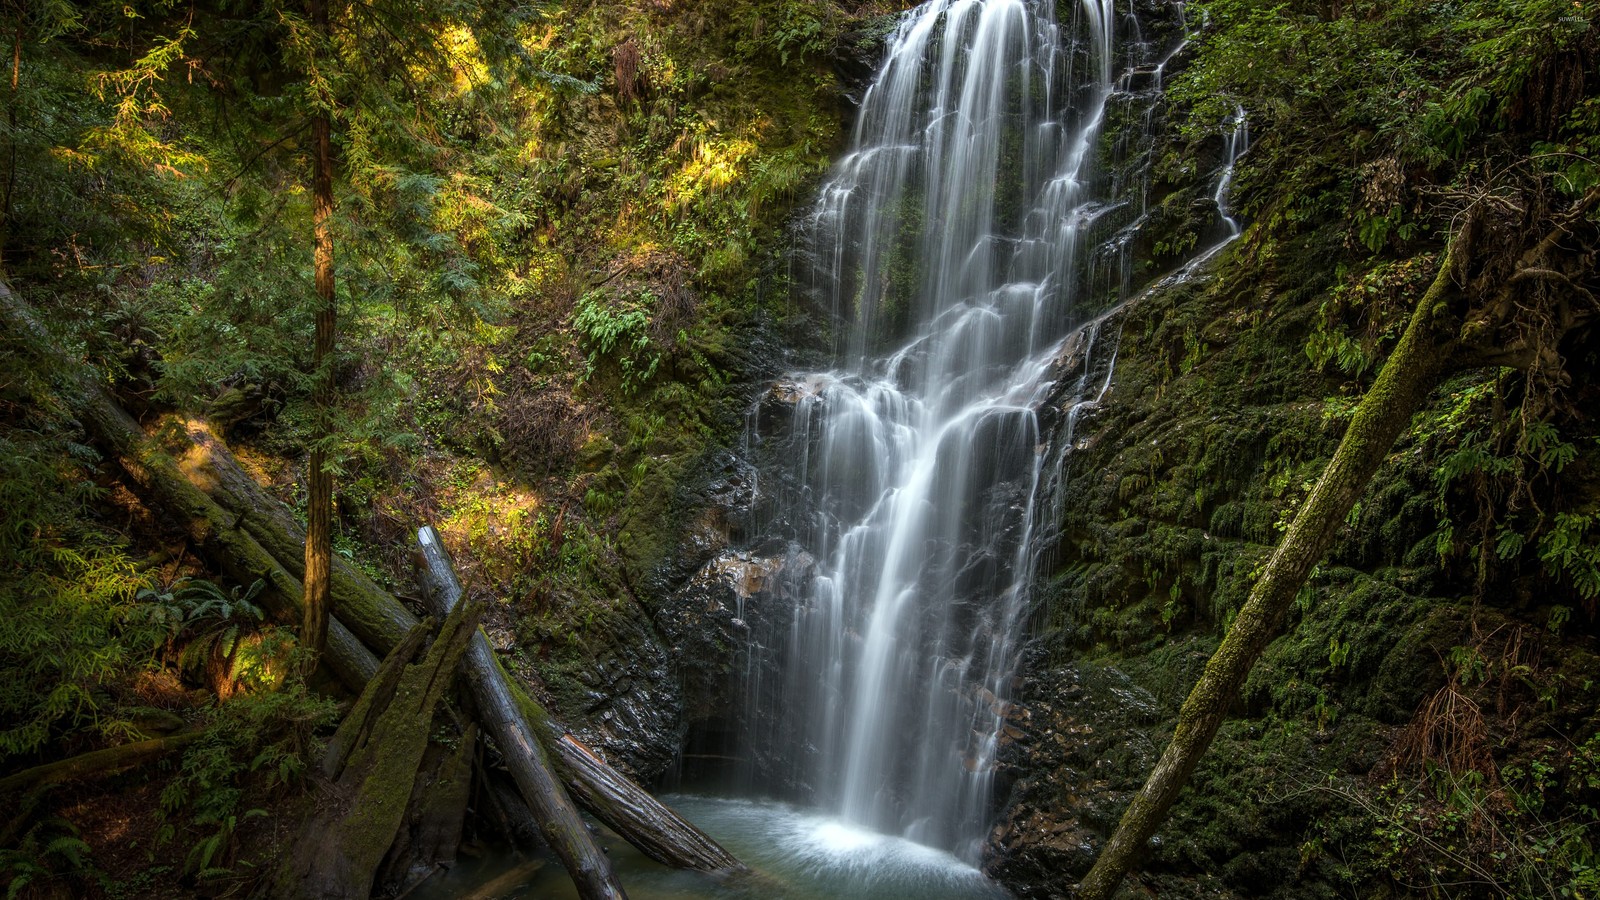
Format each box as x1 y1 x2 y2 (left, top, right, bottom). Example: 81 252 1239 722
1010 1 1600 897
0 0 1596 897
0 0 887 892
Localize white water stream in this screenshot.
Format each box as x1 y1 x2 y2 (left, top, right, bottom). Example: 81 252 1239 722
745 0 1157 865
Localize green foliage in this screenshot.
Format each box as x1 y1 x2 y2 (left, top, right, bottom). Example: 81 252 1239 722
135 576 292 692
0 419 157 760
1307 255 1438 377
0 817 96 900
572 289 661 395
1421 382 1600 607
1323 745 1600 900
158 679 336 880
1537 514 1600 602
735 1 839 66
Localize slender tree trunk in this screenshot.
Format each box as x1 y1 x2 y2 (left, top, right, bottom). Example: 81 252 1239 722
2 16 23 272
1076 241 1465 900
302 0 335 663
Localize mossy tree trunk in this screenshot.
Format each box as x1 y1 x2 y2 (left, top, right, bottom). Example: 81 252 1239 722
1076 242 1466 900
376 724 478 893
272 602 477 899
0 730 205 796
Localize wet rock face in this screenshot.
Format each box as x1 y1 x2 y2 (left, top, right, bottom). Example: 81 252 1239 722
658 548 799 721
546 449 764 782
648 440 804 760
558 622 680 779
985 649 1167 896
648 450 761 595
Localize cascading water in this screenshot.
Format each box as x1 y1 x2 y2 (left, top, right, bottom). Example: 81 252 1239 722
737 0 1174 867
416 2 1251 898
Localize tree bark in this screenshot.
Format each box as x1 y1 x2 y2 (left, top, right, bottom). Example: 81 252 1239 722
550 732 745 874
412 526 629 900
302 0 336 666
1076 241 1465 900
414 525 746 875
377 724 477 894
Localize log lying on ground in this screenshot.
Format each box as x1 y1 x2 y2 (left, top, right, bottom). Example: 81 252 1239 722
415 526 745 875
272 605 478 900
413 527 629 900
0 731 206 796
0 282 381 689
173 419 418 656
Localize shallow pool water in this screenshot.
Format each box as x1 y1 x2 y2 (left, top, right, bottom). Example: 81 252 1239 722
413 794 1011 899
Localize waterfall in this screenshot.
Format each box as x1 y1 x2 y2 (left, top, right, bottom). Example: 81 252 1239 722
726 0 1239 867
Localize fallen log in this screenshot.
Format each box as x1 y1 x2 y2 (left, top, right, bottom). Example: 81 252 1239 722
552 733 744 873
173 419 418 656
0 730 205 796
0 282 381 689
413 527 628 900
415 526 744 876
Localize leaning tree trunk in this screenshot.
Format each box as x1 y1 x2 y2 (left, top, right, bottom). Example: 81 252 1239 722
412 527 629 900
301 0 336 665
1076 241 1466 900
415 526 745 876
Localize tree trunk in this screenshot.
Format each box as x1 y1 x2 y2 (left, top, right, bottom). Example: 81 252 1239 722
415 525 746 875
412 527 629 900
302 0 336 665
377 724 478 894
1076 242 1465 900
550 732 745 874
272 603 478 900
